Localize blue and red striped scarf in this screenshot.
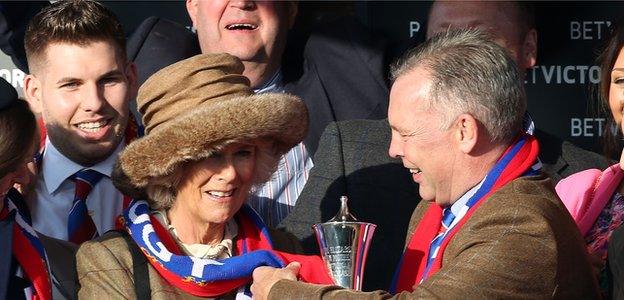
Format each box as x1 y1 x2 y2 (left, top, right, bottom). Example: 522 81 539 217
121 200 333 297
1 189 52 300
390 134 540 293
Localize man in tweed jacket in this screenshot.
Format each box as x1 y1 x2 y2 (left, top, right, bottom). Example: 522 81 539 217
277 0 608 291
251 29 599 299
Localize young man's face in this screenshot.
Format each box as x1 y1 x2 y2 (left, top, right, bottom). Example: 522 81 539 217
25 40 136 166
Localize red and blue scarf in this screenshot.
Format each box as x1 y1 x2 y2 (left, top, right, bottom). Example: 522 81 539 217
390 134 540 293
1 189 52 300
121 200 333 297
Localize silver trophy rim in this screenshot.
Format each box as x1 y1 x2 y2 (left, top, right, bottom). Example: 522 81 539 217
312 221 377 227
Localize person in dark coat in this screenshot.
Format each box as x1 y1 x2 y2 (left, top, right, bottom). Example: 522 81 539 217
0 77 77 300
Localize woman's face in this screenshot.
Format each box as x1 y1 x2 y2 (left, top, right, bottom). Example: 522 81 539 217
173 142 257 226
609 47 624 134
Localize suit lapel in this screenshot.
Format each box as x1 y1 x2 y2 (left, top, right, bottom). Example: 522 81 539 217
534 129 568 183
38 234 77 298
539 152 567 184
0 211 15 300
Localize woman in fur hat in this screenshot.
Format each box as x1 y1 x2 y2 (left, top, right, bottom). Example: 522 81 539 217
76 53 333 299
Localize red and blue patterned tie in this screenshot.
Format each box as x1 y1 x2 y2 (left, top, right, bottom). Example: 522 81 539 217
67 169 103 244
421 207 456 282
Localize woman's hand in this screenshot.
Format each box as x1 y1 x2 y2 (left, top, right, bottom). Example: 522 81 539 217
251 262 300 300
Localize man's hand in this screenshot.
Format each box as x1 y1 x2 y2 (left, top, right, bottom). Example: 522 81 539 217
251 262 300 300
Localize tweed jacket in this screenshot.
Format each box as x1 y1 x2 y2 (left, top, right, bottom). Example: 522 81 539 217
77 227 303 299
272 175 599 299
278 119 607 291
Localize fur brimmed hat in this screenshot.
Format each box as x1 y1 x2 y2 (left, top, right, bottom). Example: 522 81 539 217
112 53 308 199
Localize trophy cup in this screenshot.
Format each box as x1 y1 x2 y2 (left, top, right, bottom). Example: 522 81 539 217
313 196 376 290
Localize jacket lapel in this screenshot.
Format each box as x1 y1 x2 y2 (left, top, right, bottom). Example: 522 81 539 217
38 234 78 298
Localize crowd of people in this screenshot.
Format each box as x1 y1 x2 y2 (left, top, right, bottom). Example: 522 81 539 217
0 0 623 299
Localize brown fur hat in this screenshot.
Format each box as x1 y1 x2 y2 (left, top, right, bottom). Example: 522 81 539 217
112 53 308 199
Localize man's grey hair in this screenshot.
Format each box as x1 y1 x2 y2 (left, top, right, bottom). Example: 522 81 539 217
390 28 526 144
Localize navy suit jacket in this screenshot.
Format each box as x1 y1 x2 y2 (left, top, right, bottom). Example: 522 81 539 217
0 209 77 299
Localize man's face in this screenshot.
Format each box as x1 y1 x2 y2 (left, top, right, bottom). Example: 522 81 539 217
187 0 295 66
426 1 536 76
25 41 136 166
388 68 456 206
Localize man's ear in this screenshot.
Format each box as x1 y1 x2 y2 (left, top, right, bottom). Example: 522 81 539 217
186 0 199 27
453 113 479 154
23 74 43 114
521 28 537 69
285 1 298 29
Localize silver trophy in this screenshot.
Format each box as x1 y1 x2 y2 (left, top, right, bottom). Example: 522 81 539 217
313 196 376 290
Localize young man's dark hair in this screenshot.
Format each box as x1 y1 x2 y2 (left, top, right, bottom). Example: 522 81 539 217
24 0 127 74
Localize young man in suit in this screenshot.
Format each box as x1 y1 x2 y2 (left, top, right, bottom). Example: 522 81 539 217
252 28 599 299
22 0 137 243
